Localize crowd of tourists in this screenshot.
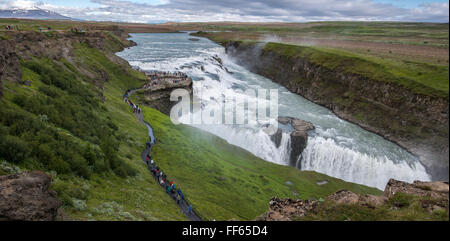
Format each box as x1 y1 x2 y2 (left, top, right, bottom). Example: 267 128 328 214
122 91 195 218
123 93 141 114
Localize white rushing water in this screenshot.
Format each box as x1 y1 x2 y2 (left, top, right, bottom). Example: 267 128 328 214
117 32 431 190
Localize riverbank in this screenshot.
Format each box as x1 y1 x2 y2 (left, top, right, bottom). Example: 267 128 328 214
192 32 449 181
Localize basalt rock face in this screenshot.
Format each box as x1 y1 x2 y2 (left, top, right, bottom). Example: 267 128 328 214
0 171 63 221
220 40 449 181
270 117 314 168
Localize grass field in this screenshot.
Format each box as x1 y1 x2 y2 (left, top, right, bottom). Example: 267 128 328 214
0 18 176 33
132 103 381 220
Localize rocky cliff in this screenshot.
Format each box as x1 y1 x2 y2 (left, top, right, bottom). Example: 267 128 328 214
132 75 193 116
257 179 449 221
0 171 64 221
205 39 448 181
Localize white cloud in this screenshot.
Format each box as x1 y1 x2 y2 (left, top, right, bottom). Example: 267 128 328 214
0 0 38 9
0 0 448 22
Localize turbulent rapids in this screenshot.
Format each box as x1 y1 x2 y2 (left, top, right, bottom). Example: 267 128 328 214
117 32 431 190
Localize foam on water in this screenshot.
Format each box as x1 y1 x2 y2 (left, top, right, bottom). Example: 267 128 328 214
117 33 431 190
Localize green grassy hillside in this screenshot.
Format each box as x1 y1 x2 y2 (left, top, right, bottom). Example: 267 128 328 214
0 34 187 220
132 105 381 220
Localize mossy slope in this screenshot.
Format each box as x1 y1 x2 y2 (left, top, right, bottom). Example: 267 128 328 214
136 106 381 220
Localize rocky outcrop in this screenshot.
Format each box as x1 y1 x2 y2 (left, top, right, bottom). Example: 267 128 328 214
1 31 136 92
256 179 449 221
138 75 193 116
0 171 63 221
270 116 315 167
384 178 449 200
213 40 449 181
255 197 319 221
327 190 388 207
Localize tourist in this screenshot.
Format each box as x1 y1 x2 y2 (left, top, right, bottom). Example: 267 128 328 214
177 193 181 204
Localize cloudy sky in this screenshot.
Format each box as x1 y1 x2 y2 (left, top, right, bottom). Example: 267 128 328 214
0 0 448 23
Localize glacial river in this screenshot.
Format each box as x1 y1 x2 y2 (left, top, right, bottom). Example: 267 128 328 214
117 32 430 190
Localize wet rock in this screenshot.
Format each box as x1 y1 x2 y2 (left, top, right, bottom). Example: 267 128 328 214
276 117 315 167
290 131 308 167
270 128 283 148
0 171 63 221
277 117 291 125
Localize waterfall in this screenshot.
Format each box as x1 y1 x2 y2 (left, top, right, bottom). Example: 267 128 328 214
117 32 432 190
301 136 430 190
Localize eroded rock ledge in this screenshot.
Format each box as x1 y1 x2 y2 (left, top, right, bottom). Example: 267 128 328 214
134 72 193 116
270 116 315 168
256 179 449 221
0 171 63 221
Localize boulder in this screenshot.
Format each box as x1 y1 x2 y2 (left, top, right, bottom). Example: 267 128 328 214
384 178 449 200
326 190 360 205
359 194 388 207
0 171 63 221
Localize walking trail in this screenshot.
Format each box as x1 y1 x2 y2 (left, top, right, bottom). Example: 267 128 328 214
125 88 202 221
